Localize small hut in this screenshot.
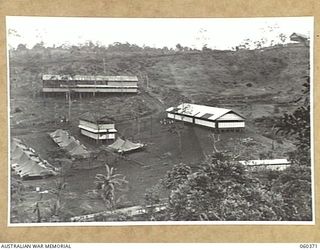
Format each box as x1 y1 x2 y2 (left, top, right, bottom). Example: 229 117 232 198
289 32 309 46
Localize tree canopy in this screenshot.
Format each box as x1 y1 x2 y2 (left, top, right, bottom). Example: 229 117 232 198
145 148 312 221
275 76 311 165
164 157 285 221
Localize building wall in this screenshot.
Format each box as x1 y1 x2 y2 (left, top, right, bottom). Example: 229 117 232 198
172 114 184 121
167 111 245 129
194 118 216 128
180 116 193 123
250 164 290 171
218 121 245 128
42 87 138 93
79 120 115 131
43 80 138 88
167 113 193 123
108 81 138 87
98 123 115 130
80 129 116 140
266 164 290 171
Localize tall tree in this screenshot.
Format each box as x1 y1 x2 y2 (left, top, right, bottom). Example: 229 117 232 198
272 76 312 221
275 76 311 165
271 165 312 221
154 155 286 221
161 163 192 190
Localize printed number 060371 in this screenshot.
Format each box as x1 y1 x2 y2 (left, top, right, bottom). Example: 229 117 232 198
300 244 318 248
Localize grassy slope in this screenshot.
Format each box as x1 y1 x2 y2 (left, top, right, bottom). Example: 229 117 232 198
10 43 309 99
9 43 310 135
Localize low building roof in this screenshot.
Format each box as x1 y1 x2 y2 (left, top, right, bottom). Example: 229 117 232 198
79 112 114 124
49 129 90 158
166 103 244 121
107 137 144 153
42 74 138 82
239 159 290 166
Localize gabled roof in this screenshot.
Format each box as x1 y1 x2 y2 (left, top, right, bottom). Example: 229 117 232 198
290 32 308 38
107 137 144 153
10 139 57 179
49 129 90 158
289 33 309 41
166 103 245 121
42 74 138 82
80 112 114 124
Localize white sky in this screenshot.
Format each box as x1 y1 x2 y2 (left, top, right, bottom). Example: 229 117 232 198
6 16 313 50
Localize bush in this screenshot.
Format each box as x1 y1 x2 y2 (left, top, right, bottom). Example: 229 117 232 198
14 107 23 113
246 82 253 87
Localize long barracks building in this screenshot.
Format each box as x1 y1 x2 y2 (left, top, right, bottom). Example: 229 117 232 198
42 74 138 96
166 103 245 131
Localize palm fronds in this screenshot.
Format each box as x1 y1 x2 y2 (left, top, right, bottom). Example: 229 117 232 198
94 164 128 208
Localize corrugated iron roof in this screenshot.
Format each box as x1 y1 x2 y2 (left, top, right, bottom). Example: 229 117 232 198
42 74 138 82
166 103 244 121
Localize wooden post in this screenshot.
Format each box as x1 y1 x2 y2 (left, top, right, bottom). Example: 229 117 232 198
146 74 149 90
150 115 153 137
93 76 96 98
68 90 71 123
103 58 106 74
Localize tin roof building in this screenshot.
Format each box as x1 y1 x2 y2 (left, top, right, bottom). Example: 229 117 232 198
78 112 117 141
166 103 245 130
42 74 138 95
239 159 291 171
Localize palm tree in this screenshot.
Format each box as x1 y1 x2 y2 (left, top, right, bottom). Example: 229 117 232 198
95 164 128 208
50 179 67 219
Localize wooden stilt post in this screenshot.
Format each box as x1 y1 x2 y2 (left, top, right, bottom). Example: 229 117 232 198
151 115 153 137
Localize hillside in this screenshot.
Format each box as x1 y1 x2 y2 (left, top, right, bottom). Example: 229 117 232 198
9 43 310 135
9 43 309 103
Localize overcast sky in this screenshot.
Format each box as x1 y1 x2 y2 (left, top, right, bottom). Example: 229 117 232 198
6 16 313 50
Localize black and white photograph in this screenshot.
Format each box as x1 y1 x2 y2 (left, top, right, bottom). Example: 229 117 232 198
6 16 314 225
